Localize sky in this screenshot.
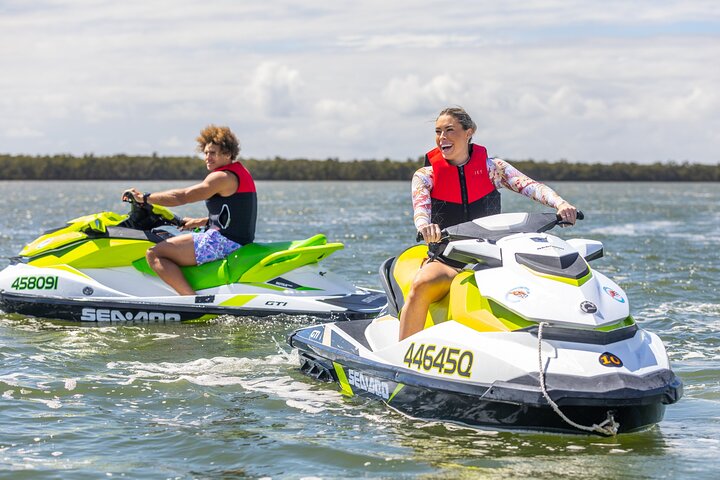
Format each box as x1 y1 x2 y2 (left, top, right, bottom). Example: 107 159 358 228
1 0 718 164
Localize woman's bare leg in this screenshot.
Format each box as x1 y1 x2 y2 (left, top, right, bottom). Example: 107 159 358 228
398 260 458 341
145 235 198 296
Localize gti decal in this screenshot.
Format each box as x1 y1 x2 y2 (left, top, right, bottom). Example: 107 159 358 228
347 369 390 399
265 300 289 307
80 308 181 322
505 286 530 303
603 286 626 303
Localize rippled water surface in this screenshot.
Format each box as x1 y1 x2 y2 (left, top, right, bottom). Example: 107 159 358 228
1 181 718 479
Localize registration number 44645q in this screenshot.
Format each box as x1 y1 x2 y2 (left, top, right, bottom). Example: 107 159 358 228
11 275 59 290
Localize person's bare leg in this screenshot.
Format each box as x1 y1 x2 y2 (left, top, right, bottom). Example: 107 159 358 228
145 235 197 296
398 261 457 341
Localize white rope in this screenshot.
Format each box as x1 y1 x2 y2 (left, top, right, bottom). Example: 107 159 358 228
537 322 620 436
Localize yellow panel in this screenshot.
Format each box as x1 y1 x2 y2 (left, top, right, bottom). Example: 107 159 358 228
392 245 428 298
218 295 256 307
448 271 512 333
29 239 152 268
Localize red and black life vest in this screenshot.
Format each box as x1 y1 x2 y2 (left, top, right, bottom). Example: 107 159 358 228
425 143 501 229
205 162 257 244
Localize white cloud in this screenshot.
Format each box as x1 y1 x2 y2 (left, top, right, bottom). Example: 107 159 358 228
382 75 464 115
0 1 717 163
5 127 44 139
245 62 304 117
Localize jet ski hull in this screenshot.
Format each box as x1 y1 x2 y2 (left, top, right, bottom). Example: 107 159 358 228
0 289 386 322
0 228 387 322
288 319 682 435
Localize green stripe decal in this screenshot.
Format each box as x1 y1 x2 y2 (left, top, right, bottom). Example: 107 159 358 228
388 383 404 402
333 362 354 396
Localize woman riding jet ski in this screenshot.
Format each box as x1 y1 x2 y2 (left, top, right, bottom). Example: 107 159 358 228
288 213 683 435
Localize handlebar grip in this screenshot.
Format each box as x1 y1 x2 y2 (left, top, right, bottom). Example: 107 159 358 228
556 210 584 222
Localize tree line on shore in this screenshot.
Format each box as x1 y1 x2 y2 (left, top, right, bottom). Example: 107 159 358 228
0 154 717 181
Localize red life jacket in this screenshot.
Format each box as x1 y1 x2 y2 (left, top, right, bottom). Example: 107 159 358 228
205 162 257 244
425 143 500 229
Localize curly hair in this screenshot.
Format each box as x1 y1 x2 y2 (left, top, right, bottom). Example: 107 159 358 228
196 125 240 160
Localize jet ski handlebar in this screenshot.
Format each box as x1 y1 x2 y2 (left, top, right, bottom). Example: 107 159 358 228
415 211 585 243
121 190 184 229
556 210 584 226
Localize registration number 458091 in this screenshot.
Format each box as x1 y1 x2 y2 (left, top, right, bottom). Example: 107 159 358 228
11 275 59 290
403 342 473 378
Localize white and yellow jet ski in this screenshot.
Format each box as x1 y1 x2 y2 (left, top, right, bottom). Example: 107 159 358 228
289 212 682 435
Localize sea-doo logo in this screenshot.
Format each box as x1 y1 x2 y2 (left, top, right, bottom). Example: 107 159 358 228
580 301 597 313
537 245 564 251
80 308 181 322
268 277 302 289
362 293 386 304
347 369 390 400
83 287 94 296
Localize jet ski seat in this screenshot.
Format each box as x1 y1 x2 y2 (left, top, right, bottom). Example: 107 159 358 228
389 244 531 333
132 234 344 291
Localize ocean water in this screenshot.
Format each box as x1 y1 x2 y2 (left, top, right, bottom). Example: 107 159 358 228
0 180 718 479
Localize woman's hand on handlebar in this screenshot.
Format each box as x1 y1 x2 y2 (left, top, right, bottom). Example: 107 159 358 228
417 223 442 243
556 201 578 226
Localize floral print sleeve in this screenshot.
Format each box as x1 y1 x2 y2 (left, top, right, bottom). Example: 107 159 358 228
411 166 434 230
489 158 566 208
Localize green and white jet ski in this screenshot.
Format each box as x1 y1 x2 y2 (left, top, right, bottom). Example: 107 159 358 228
0 195 386 322
288 212 682 435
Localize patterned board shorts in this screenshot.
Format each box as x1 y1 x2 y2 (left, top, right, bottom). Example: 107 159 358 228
192 229 242 265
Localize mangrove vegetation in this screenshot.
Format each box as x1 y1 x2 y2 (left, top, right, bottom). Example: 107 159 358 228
0 154 717 181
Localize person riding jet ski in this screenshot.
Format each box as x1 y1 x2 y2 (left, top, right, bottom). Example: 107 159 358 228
125 124 257 296
402 106 578 340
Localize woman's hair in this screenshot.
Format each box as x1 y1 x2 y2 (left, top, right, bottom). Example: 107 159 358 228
437 107 477 133
196 125 240 160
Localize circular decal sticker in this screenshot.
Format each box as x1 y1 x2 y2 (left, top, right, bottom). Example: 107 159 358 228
603 286 626 303
580 301 597 313
598 352 623 368
505 287 530 303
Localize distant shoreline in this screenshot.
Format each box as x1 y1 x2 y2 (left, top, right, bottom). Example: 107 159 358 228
1 154 717 181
